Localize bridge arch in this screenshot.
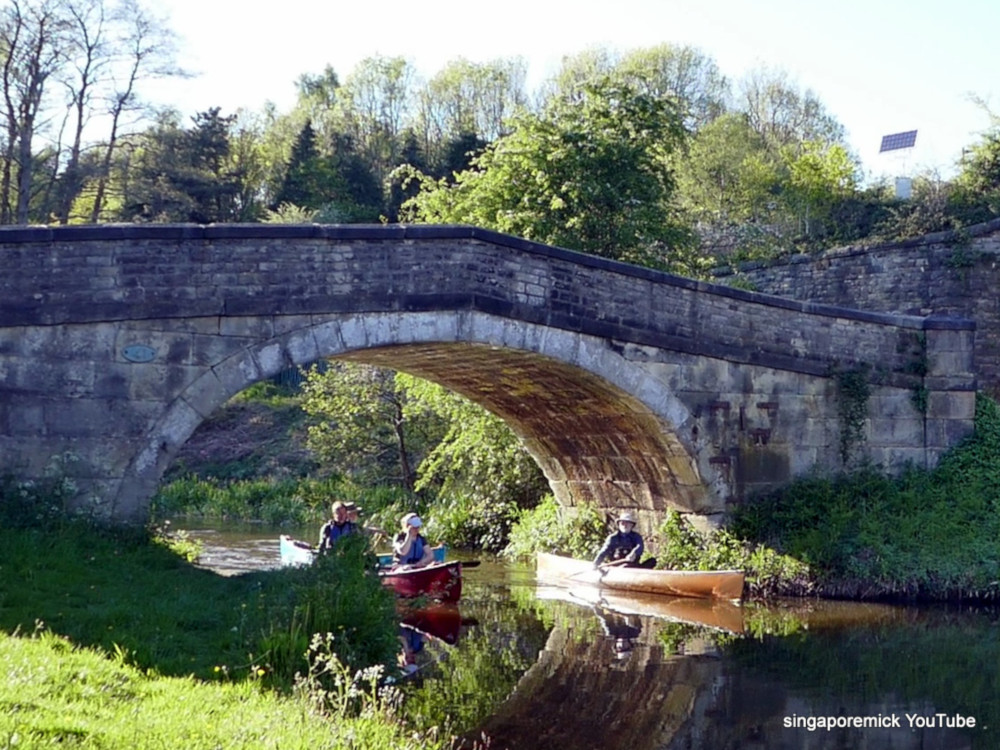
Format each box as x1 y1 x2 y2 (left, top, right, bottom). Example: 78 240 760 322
128 311 705 531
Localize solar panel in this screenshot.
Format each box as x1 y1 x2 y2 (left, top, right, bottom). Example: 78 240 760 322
879 130 918 152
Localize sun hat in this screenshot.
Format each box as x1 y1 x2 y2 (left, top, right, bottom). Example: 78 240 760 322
618 511 638 524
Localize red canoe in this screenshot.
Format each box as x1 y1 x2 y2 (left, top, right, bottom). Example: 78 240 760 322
380 560 463 602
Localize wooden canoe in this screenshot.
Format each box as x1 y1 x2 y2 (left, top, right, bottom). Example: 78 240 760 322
535 584 745 634
536 552 745 601
380 560 463 602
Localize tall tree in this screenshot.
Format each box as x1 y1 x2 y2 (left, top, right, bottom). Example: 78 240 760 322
51 0 116 224
674 112 780 225
400 374 547 519
120 107 243 223
272 119 333 210
402 75 696 272
619 44 729 129
781 140 858 237
737 66 846 149
413 57 527 165
0 0 69 224
88 0 182 223
301 363 444 490
542 44 729 131
334 55 415 194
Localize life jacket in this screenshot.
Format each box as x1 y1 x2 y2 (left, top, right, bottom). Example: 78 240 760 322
322 520 356 547
394 533 426 565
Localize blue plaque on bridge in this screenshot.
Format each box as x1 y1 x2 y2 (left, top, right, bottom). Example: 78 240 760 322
122 345 156 363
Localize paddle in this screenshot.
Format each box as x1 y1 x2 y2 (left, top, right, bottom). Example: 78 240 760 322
458 560 481 568
600 558 632 569
562 556 633 581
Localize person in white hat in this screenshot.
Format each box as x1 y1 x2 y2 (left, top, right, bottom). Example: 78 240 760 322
392 512 436 569
593 510 656 569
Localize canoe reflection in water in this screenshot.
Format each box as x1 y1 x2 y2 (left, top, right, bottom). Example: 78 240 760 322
396 602 477 679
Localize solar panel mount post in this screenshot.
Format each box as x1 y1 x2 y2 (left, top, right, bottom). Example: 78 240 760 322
879 130 918 153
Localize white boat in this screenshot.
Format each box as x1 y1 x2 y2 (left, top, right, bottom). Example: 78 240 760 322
279 534 315 566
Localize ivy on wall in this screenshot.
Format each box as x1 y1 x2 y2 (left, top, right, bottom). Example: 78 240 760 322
835 366 871 465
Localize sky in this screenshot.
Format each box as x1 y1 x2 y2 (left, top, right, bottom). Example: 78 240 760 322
144 0 999 182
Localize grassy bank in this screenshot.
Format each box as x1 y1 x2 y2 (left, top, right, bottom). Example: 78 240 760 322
729 393 1000 601
0 515 445 749
0 629 418 749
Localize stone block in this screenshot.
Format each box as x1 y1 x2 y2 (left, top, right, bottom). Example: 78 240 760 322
926 390 976 420
210 349 261 400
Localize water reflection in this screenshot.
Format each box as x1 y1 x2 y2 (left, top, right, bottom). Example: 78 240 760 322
396 602 479 680
462 593 994 750
176 525 997 749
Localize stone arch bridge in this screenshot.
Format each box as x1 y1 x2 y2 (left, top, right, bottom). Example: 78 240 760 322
0 224 976 527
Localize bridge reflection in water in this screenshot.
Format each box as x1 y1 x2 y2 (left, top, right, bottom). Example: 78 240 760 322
463 592 981 750
465 606 731 750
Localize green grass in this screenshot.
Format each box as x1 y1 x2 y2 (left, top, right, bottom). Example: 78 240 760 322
0 629 426 749
0 515 447 749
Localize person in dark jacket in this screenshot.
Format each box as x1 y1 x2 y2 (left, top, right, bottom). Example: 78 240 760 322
317 500 357 553
593 511 656 569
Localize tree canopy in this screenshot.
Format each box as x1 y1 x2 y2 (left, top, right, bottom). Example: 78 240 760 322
400 75 699 272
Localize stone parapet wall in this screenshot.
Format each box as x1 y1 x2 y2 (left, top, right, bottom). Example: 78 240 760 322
715 217 1000 394
0 224 968 386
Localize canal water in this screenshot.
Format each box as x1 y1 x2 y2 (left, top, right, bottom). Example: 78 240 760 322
180 522 1000 750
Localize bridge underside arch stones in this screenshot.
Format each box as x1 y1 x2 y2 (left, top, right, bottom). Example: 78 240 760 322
0 224 977 525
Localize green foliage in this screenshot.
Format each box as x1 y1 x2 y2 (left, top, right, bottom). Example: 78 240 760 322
257 534 397 686
955 121 1000 216
151 476 340 524
731 394 1000 600
401 374 547 519
401 74 699 273
674 112 779 226
0 526 433 750
0 472 76 530
656 511 812 598
298 365 548 551
781 140 858 238
119 108 251 223
272 120 341 210
427 494 517 553
543 44 728 131
503 495 607 560
301 363 438 490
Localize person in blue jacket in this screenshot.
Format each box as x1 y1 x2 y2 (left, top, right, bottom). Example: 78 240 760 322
392 512 436 569
593 511 656 569
317 500 357 553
